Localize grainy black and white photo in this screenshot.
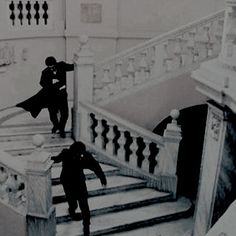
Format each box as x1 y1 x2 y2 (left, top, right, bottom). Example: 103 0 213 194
0 0 235 236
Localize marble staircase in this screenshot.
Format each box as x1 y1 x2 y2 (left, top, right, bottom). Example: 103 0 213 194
0 109 193 236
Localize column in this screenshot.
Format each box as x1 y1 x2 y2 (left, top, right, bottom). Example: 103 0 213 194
73 35 94 141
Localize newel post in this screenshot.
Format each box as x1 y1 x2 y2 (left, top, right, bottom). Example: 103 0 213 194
158 109 182 197
25 135 56 236
72 35 94 141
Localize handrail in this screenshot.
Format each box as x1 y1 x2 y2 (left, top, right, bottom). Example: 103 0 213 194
80 101 164 147
95 10 224 69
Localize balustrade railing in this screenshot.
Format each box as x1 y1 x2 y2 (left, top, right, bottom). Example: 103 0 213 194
0 135 56 236
79 101 182 196
0 150 26 215
93 10 225 103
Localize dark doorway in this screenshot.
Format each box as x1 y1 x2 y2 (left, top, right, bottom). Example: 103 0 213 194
153 104 208 201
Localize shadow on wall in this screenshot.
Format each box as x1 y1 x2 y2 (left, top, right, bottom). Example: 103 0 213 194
153 104 208 200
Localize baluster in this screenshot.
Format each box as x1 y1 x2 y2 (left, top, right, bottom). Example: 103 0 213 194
163 43 173 72
0 167 8 200
114 60 122 94
130 134 138 167
101 65 111 83
87 112 94 143
6 173 24 208
106 122 115 155
42 1 49 25
142 139 151 173
121 75 130 90
139 51 148 83
34 1 40 25
9 1 16 26
150 45 157 77
127 56 135 86
117 128 126 161
94 116 104 149
173 38 183 68
187 31 196 64
26 1 32 25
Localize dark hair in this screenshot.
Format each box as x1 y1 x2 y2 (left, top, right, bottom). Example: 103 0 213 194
70 141 86 154
45 56 56 66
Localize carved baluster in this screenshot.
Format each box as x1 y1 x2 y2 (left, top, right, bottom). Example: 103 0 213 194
163 43 173 72
139 51 148 83
117 128 126 161
9 1 15 26
34 1 40 25
42 1 49 25
94 116 104 149
130 134 138 167
150 45 157 77
17 1 23 26
187 31 196 64
0 167 8 200
127 56 135 87
142 139 151 173
101 65 111 83
6 173 24 208
106 122 115 156
173 38 183 68
26 1 32 25
114 60 122 94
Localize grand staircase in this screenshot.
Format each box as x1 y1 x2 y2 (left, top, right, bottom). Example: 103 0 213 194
0 108 193 236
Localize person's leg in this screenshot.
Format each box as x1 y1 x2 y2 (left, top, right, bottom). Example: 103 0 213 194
78 195 90 236
58 92 69 138
62 184 78 219
48 105 59 133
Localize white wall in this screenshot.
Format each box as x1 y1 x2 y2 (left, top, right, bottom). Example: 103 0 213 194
103 74 207 131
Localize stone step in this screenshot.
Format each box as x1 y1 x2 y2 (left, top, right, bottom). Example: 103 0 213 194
52 163 120 185
55 188 173 223
56 197 192 236
52 175 147 204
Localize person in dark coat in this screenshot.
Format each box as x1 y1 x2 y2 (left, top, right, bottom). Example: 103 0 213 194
16 56 74 138
51 141 107 236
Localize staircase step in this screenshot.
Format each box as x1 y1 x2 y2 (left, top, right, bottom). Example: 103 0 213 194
52 175 147 204
52 163 120 185
56 197 192 236
56 188 172 223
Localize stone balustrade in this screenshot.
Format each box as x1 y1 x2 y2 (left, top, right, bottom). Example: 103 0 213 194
0 150 26 215
79 101 182 196
93 10 225 104
0 135 55 236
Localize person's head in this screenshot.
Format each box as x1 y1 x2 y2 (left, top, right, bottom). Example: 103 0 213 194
69 141 86 155
45 56 57 68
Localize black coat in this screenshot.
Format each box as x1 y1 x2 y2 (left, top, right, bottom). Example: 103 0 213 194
16 61 74 118
51 148 107 195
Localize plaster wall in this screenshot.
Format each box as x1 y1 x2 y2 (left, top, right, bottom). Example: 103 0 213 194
103 74 207 131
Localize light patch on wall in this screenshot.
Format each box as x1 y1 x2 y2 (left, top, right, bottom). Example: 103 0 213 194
80 3 102 23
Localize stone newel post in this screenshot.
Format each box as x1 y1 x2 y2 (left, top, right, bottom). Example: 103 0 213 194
25 135 56 236
157 109 182 198
73 35 94 141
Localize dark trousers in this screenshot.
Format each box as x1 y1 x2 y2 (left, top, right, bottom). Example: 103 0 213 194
63 184 90 235
48 91 68 132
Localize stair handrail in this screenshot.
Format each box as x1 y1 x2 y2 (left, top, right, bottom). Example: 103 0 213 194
78 101 182 197
93 10 225 103
96 10 224 68
80 101 164 146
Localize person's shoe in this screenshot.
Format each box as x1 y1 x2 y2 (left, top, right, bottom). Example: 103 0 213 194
60 131 66 138
68 209 80 221
51 126 58 134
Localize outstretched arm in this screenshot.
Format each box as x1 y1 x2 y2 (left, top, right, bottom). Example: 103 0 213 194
84 153 107 186
51 149 68 163
62 61 74 72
